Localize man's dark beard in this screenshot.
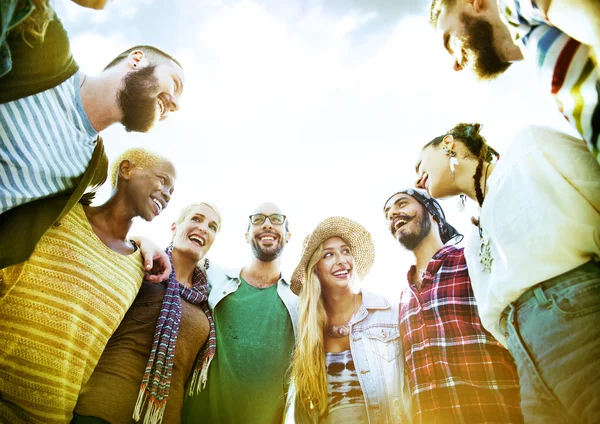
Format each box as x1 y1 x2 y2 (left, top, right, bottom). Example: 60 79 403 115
251 236 285 262
117 65 159 133
460 13 512 81
397 209 432 251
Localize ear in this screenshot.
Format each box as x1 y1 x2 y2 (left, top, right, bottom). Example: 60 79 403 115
285 231 291 244
471 0 484 12
170 221 177 236
127 50 149 70
245 232 249 244
118 160 133 182
442 135 455 150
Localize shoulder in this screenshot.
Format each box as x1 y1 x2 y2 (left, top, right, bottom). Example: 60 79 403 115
206 263 240 288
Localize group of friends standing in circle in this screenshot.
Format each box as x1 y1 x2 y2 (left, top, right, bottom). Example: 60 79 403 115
0 0 598 423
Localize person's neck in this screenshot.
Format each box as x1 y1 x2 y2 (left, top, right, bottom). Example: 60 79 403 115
79 72 123 132
171 249 199 288
83 193 135 248
322 287 357 325
453 158 496 204
488 2 524 62
412 232 445 275
241 257 282 288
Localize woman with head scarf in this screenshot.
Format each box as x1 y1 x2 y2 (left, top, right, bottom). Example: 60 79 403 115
286 217 408 424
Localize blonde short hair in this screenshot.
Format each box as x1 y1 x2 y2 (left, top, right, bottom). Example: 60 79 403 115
175 202 223 231
110 148 172 188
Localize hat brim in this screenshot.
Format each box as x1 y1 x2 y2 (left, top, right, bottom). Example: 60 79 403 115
290 217 375 295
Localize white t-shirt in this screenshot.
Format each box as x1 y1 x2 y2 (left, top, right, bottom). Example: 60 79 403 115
465 126 600 346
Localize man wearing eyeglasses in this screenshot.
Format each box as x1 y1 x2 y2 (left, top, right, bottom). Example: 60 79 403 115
182 202 298 424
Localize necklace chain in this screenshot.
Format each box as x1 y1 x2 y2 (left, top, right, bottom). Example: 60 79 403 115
326 294 358 338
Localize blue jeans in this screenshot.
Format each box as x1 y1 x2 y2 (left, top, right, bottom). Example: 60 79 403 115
501 261 600 423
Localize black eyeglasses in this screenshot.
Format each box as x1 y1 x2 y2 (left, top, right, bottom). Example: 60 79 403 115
249 213 287 226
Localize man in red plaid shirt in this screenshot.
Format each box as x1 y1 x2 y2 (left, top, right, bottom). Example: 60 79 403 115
383 188 523 423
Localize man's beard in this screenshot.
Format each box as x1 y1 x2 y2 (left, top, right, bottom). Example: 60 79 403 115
117 65 159 133
460 13 512 81
251 235 285 262
395 210 432 251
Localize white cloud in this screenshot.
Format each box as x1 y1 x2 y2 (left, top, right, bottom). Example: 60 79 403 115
58 0 581 300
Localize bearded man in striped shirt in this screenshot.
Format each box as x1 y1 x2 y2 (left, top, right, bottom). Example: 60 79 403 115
383 189 523 424
429 0 600 165
0 12 184 268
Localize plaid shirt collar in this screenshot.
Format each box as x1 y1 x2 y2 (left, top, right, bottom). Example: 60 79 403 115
406 245 459 288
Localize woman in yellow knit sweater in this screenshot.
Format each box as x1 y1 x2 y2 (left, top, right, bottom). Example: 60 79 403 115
0 148 176 424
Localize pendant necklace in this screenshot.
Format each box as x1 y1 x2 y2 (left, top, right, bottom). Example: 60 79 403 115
477 163 493 273
326 294 357 338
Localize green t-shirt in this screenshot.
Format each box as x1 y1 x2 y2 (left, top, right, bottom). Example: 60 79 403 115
182 278 295 424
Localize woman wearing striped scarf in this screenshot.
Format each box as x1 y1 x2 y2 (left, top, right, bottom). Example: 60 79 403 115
73 202 221 424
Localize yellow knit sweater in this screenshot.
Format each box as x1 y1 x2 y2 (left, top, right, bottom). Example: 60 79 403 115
0 204 145 423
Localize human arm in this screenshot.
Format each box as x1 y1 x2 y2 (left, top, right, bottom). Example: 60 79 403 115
535 0 600 64
130 236 172 282
69 0 112 10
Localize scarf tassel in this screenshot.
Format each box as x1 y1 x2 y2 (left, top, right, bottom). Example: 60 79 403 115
134 385 167 424
188 354 214 396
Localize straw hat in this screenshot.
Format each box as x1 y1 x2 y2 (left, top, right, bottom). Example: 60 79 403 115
290 216 375 295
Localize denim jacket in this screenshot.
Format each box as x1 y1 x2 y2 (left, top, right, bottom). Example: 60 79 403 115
286 289 410 424
206 264 299 337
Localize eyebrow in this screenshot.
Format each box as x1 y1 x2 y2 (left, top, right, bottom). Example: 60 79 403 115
415 160 422 174
384 195 410 214
175 75 183 91
323 244 350 251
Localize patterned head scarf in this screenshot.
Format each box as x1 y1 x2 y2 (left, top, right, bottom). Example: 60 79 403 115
383 188 463 245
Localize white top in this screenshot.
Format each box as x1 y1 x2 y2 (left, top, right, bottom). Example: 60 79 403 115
0 72 98 214
465 126 600 346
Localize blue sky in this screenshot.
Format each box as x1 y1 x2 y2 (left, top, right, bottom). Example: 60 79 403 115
55 0 575 298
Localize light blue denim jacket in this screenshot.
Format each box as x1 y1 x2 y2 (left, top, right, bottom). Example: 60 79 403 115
206 264 299 337
286 289 410 423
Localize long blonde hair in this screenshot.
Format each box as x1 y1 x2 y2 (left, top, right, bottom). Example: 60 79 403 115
289 244 330 416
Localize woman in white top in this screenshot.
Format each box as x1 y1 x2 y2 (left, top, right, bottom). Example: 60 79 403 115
414 122 600 423
286 217 408 424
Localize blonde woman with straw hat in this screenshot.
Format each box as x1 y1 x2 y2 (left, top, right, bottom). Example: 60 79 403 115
286 217 409 424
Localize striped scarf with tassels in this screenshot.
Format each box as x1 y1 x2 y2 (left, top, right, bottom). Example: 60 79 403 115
134 247 216 424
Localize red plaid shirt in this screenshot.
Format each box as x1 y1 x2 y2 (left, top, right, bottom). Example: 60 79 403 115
400 246 522 423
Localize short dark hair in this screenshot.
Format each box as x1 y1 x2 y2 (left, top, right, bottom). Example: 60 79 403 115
103 45 182 71
429 0 457 27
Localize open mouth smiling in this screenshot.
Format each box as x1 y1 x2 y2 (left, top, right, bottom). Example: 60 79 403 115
151 197 165 214
332 269 350 278
189 234 206 247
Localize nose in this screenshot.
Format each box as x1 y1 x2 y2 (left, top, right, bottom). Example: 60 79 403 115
453 60 463 72
170 94 180 112
161 186 171 203
262 218 274 229
415 175 425 189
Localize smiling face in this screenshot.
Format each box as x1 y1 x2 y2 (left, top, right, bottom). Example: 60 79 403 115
125 160 176 221
315 237 356 292
415 143 458 198
383 193 432 251
118 60 184 133
436 4 511 80
171 204 220 262
246 202 290 262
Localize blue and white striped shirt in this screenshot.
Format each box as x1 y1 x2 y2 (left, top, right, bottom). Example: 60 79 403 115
0 72 98 214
